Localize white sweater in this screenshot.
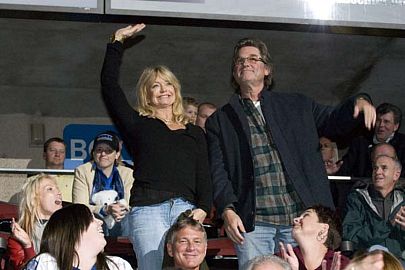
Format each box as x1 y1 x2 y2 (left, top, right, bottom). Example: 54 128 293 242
24 253 133 270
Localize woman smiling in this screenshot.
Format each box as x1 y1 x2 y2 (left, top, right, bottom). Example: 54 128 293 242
279 205 349 270
100 24 212 270
23 204 132 270
73 131 134 236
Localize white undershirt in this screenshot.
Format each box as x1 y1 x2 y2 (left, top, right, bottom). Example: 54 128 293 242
253 100 265 121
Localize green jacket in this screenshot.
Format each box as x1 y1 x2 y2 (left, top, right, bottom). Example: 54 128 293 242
342 184 405 258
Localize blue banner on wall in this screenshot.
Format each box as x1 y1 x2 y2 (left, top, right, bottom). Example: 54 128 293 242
63 124 132 165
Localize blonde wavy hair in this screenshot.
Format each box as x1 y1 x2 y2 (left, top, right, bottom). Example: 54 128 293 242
18 174 56 239
135 65 187 125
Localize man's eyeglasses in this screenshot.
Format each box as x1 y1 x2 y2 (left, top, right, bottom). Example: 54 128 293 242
94 148 115 155
234 56 266 66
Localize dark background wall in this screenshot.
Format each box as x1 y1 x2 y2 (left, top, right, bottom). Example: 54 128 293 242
0 13 404 167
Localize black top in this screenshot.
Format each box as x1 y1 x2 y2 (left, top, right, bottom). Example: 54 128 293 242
206 90 367 231
100 42 212 213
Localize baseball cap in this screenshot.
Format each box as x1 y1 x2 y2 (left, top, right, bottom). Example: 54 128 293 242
92 131 120 152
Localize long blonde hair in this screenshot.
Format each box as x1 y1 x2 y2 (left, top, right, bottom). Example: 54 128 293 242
135 65 187 125
18 174 56 238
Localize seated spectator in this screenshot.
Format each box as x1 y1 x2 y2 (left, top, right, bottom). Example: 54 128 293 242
195 102 216 132
23 204 132 270
246 255 292 270
164 212 208 270
183 97 199 125
348 143 398 191
342 154 405 262
42 137 65 170
7 174 62 270
72 131 134 236
28 137 74 202
373 249 403 270
345 249 402 270
320 136 340 175
336 102 405 177
344 250 384 270
279 205 350 270
370 142 397 161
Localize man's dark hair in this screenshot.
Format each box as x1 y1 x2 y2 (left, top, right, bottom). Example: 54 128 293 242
376 103 402 126
43 137 65 153
231 38 273 91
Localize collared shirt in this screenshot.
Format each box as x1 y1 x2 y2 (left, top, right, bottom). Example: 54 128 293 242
241 98 303 225
368 185 394 220
373 132 395 144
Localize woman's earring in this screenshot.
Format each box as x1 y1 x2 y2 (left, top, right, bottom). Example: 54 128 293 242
316 230 326 241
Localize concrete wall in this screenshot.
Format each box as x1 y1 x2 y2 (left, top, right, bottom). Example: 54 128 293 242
0 114 111 168
0 158 30 203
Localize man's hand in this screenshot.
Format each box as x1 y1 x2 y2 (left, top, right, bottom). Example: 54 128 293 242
392 206 405 229
222 209 246 245
113 23 146 43
353 97 376 130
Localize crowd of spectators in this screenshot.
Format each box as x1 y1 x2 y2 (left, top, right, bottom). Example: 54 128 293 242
1 22 405 270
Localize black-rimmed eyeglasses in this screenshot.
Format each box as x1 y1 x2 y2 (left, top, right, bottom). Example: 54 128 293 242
234 56 266 66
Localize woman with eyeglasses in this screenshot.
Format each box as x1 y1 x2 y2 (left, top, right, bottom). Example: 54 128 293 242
72 131 134 237
100 24 212 270
7 174 62 270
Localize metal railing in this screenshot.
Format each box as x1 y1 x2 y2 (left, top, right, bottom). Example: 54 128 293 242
0 168 74 175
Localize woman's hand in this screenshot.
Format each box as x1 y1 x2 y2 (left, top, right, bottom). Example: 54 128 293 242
106 202 129 222
279 242 299 270
11 218 32 248
113 24 146 43
323 251 341 270
190 208 207 224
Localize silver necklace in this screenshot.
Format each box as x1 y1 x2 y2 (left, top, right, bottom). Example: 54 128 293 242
157 117 173 124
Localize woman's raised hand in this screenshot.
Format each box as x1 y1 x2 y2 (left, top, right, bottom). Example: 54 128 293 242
11 218 32 248
279 242 299 270
113 24 146 43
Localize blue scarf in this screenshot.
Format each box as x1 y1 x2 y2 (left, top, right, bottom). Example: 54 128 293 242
90 164 125 204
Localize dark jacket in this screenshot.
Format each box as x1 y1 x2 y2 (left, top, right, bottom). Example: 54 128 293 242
337 132 405 177
206 89 366 232
342 184 405 258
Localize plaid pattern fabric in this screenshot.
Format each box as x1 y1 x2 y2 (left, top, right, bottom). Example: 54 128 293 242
241 98 303 225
